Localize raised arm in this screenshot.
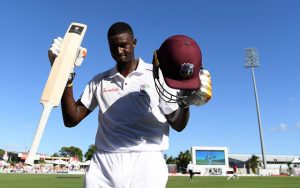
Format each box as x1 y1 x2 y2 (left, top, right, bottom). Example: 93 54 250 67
166 69 212 132
61 85 90 127
165 107 190 132
48 37 90 127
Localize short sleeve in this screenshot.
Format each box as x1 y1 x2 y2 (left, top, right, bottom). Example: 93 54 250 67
80 79 98 112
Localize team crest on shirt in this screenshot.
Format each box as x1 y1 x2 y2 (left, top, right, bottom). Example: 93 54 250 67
180 63 194 78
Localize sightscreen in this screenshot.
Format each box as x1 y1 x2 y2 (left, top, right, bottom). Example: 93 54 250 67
196 150 226 165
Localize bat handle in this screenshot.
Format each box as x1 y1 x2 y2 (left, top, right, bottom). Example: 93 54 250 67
25 103 53 165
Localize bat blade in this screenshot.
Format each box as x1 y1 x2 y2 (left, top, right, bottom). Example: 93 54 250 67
25 23 87 165
41 22 87 107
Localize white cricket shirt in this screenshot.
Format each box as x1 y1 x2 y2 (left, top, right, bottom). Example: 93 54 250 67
80 58 178 152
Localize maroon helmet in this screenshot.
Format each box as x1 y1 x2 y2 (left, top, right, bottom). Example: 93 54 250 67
153 35 202 103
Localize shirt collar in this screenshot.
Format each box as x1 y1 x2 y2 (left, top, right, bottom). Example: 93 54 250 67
108 58 146 79
134 58 147 74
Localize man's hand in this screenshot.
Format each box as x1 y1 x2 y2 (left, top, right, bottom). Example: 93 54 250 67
48 37 63 65
48 37 87 82
177 70 212 108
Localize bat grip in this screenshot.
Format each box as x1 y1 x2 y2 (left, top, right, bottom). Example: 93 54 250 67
25 103 53 165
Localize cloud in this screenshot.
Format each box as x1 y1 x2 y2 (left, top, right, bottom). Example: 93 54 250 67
296 122 300 129
270 123 288 132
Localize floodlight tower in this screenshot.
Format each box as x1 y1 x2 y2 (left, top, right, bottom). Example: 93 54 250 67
244 48 267 169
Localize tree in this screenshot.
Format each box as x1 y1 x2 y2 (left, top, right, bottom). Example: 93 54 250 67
84 145 97 161
176 150 191 173
59 146 83 161
0 149 5 158
248 154 259 174
51 152 60 157
287 162 291 174
7 152 19 164
166 156 177 164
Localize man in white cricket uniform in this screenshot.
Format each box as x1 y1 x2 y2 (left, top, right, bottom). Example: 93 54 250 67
81 58 177 187
187 161 194 181
48 22 212 188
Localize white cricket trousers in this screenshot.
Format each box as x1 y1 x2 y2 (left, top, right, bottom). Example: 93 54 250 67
84 150 168 188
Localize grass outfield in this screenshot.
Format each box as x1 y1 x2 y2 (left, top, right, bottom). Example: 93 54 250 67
0 174 300 188
167 176 300 188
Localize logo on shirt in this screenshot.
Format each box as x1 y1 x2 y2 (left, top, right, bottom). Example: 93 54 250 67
103 87 119 93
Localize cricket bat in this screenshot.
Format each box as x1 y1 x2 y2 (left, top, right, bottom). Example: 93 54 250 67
25 22 87 165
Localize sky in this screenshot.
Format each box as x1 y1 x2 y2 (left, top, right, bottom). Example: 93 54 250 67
0 0 299 159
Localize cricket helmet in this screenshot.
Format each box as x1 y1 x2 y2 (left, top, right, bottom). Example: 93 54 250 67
153 35 202 103
152 35 203 103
